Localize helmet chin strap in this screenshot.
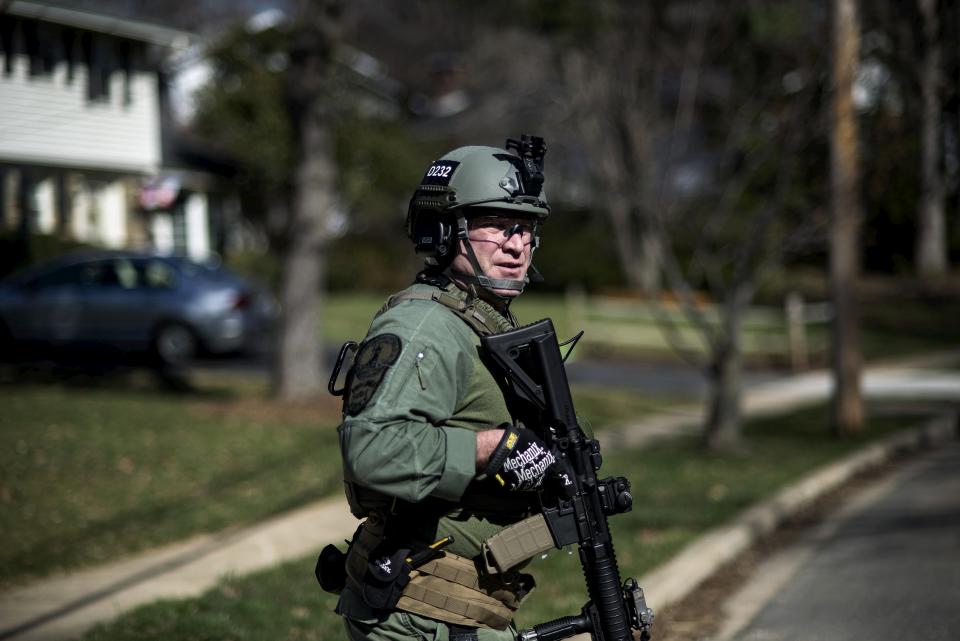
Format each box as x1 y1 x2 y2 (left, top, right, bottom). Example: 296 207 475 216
451 216 531 296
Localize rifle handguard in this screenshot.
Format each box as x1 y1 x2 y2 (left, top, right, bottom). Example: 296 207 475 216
475 423 519 483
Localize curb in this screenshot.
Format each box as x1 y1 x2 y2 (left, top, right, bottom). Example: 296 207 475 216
637 410 960 612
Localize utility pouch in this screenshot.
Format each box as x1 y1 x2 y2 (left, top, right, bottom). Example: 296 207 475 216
362 547 413 610
481 514 556 574
315 544 348 595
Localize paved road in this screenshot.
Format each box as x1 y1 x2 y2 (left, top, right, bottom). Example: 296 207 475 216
715 441 960 641
193 350 733 397
195 349 960 400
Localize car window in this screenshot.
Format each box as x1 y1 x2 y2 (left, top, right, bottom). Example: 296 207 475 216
79 261 121 287
27 264 84 289
141 259 177 289
21 257 182 291
114 259 139 288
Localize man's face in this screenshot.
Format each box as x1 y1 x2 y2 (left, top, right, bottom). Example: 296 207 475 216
451 214 536 298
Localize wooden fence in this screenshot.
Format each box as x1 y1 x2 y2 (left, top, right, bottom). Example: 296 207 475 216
566 290 832 370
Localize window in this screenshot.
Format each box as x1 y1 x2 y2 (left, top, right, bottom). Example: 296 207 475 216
81 31 111 102
28 264 86 289
78 261 120 287
0 15 15 76
118 39 133 105
141 259 177 289
113 259 138 288
23 19 58 77
61 27 78 84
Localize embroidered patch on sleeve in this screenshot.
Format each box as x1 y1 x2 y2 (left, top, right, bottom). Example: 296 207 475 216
345 333 403 416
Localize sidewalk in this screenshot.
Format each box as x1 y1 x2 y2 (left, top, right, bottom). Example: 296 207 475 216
604 350 960 449
3 354 960 641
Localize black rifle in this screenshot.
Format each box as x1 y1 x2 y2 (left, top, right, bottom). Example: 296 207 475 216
480 319 655 641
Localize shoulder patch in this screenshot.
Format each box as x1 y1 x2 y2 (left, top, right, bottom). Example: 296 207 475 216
345 334 403 416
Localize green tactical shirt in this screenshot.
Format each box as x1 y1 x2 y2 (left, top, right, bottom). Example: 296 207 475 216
338 280 527 562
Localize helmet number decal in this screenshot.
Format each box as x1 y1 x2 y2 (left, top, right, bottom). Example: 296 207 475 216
421 160 460 186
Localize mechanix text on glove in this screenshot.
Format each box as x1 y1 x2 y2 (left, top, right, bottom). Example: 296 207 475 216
481 424 557 491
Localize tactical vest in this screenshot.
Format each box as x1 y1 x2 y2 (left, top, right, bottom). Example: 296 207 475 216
377 274 519 337
342 274 533 520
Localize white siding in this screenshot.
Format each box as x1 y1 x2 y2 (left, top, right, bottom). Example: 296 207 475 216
0 53 161 174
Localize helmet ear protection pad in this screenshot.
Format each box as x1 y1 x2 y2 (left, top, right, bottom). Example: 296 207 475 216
407 188 456 262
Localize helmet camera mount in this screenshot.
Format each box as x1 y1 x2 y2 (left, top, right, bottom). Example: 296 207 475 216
504 134 546 198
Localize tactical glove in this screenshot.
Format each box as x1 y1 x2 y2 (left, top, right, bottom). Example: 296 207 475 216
477 423 557 491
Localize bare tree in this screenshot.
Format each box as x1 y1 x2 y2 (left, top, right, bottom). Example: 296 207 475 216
653 107 808 451
830 0 865 435
916 0 948 276
558 2 664 292
556 1 823 450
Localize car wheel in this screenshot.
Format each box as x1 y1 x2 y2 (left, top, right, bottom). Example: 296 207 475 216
152 323 197 366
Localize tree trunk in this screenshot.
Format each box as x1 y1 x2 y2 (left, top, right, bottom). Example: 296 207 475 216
830 0 864 435
606 197 642 290
639 224 663 294
916 0 947 277
272 1 341 401
273 108 335 400
703 284 748 451
704 336 743 452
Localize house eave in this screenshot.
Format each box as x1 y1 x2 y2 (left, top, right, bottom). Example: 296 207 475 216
2 1 196 49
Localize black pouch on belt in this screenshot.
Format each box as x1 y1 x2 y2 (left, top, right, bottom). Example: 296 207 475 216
315 544 348 594
362 547 413 610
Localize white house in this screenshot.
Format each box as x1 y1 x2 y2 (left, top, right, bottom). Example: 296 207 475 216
0 1 223 262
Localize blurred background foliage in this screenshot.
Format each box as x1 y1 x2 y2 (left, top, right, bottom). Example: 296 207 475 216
3 0 959 299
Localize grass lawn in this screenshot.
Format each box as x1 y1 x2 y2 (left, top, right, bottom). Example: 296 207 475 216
80 402 926 641
0 370 672 588
0 373 343 588
322 291 960 366
322 293 575 346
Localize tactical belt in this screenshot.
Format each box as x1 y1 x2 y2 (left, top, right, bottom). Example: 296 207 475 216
346 516 536 629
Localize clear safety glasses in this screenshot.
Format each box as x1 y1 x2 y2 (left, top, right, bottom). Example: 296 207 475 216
467 217 535 247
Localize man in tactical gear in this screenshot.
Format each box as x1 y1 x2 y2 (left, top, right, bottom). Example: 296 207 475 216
327 136 564 641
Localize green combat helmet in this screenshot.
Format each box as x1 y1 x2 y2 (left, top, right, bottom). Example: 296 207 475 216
406 134 550 294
